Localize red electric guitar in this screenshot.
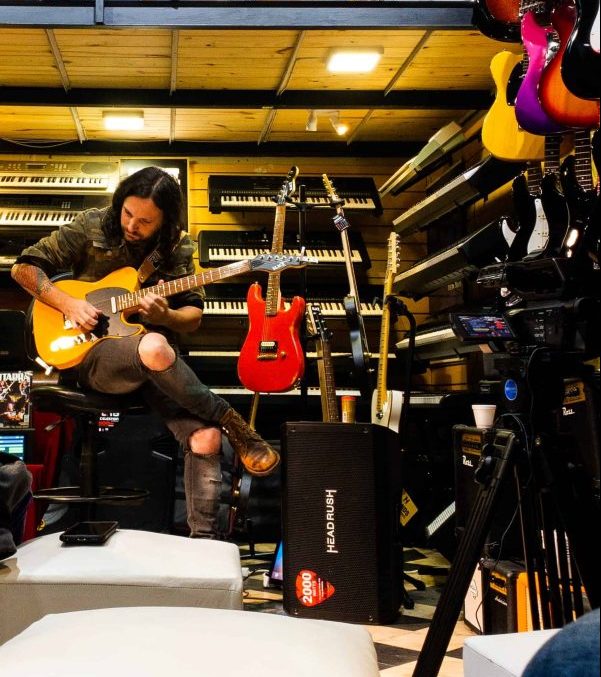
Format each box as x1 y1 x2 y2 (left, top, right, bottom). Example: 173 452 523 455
237 166 306 393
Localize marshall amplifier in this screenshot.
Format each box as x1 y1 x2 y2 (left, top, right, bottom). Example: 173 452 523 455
281 422 402 624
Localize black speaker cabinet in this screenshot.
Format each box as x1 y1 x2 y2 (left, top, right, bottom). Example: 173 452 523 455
282 421 402 624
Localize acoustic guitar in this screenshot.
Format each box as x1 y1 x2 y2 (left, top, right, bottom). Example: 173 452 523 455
32 253 315 370
306 303 340 423
237 167 307 394
482 50 545 162
539 0 600 128
371 232 403 433
322 173 373 401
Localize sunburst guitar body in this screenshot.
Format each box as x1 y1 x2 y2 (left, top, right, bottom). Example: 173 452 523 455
539 0 600 128
482 51 545 162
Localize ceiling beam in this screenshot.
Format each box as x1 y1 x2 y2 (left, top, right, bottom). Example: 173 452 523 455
0 139 423 158
0 87 492 110
0 2 475 29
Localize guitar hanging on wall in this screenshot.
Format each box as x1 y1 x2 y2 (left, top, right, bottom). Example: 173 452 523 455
515 0 565 136
538 0 600 129
481 50 545 162
306 303 340 423
371 232 403 432
322 173 373 401
237 166 306 394
562 0 601 99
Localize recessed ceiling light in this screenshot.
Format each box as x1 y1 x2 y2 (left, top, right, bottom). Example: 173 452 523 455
326 48 383 73
102 110 145 131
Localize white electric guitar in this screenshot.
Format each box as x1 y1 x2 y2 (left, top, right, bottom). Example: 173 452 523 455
371 232 403 432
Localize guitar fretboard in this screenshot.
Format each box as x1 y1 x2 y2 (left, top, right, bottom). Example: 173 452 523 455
116 260 251 311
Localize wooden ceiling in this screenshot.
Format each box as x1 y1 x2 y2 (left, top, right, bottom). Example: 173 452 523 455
0 5 520 156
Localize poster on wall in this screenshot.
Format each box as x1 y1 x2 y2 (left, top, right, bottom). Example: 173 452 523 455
0 371 33 427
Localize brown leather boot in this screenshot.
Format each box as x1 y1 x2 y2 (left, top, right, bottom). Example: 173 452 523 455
219 409 280 477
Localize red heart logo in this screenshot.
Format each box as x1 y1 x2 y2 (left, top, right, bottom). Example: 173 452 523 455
295 569 336 607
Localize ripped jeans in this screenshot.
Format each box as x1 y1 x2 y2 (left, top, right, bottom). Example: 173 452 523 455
78 334 231 538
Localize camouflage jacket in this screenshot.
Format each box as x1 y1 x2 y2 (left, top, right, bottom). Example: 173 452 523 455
18 206 205 313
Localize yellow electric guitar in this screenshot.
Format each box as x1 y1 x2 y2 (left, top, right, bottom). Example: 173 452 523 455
371 232 403 432
32 253 316 370
482 51 545 162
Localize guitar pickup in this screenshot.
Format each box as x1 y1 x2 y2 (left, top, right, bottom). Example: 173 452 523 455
257 341 278 360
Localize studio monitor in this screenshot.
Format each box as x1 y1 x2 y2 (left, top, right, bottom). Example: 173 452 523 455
281 421 402 624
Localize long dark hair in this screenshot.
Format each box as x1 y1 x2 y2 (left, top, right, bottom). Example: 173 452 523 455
102 166 183 259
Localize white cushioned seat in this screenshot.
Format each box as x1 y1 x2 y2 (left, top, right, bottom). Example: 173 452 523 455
463 630 560 677
0 606 380 676
0 529 243 644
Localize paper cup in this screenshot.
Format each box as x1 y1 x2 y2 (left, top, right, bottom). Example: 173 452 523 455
472 404 496 429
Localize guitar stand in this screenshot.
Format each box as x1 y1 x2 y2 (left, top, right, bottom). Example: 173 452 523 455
287 186 321 418
384 294 423 609
412 352 600 677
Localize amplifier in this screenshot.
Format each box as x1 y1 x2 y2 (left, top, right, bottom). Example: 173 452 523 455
281 422 402 624
453 426 522 560
464 559 529 635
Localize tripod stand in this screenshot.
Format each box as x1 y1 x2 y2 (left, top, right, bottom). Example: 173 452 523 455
413 349 600 677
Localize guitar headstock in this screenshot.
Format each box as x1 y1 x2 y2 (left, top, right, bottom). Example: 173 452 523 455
386 232 402 277
250 252 318 272
276 166 299 205
306 303 332 344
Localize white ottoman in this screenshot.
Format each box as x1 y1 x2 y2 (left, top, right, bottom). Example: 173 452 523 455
0 606 380 677
0 529 243 644
463 630 560 677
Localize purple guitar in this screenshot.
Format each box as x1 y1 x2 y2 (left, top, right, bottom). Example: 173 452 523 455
515 8 565 136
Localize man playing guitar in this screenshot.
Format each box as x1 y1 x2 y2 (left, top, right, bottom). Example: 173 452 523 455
11 166 280 539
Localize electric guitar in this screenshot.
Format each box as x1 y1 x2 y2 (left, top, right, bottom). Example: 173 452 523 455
237 167 306 394
507 163 545 261
322 174 372 401
32 252 315 371
515 1 565 136
527 135 570 259
472 0 521 41
539 0 600 128
560 129 599 262
306 304 340 423
563 0 601 99
371 232 403 433
482 50 545 162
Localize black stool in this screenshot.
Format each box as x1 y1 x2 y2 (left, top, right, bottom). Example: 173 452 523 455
31 384 150 519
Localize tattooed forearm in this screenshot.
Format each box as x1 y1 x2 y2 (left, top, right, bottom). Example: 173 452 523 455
11 263 53 299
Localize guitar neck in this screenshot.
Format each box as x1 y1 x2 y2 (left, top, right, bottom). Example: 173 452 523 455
375 278 393 410
545 135 561 175
316 340 340 423
265 203 287 315
527 162 543 193
116 259 252 312
574 129 594 192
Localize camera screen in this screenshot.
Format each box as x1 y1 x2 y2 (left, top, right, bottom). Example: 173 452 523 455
453 314 514 340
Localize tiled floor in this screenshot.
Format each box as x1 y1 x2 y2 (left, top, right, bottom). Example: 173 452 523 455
240 543 475 677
